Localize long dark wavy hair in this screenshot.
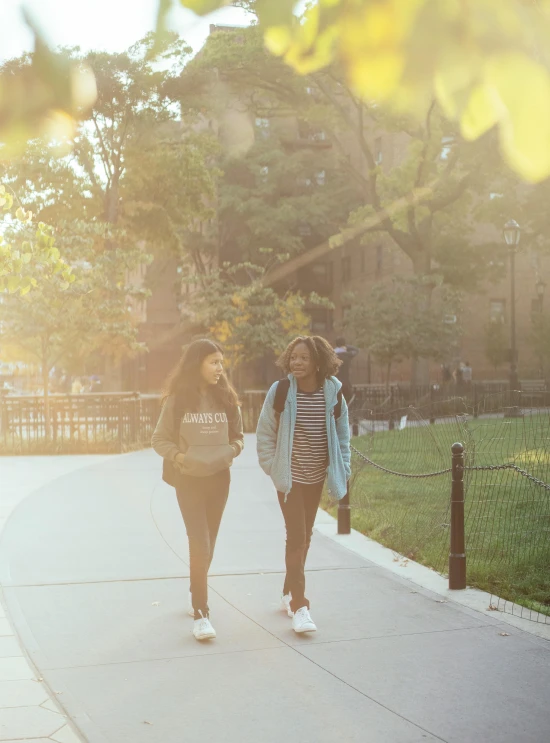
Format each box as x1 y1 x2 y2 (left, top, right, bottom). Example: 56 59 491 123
277 335 342 382
161 339 240 412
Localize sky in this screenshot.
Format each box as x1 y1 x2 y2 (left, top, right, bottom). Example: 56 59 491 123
0 0 253 61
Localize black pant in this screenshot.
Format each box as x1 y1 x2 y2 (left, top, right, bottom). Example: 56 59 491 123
278 480 324 613
176 469 230 618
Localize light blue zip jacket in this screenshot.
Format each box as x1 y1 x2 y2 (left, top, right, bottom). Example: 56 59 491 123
256 375 351 500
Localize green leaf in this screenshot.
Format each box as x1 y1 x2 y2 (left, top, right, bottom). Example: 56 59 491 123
7 276 21 293
256 0 297 27
177 0 228 15
486 53 550 183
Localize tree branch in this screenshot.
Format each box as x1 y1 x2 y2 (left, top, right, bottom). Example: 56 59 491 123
409 100 437 240
429 172 473 213
91 113 113 184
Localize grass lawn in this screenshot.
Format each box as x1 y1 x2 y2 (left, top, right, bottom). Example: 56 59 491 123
328 412 550 615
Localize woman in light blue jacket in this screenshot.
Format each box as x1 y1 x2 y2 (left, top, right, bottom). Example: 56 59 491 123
256 336 351 634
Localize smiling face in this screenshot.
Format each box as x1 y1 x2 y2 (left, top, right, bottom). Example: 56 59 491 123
200 351 224 386
289 342 317 383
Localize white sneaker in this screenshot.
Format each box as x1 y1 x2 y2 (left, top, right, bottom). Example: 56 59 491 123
193 612 216 641
187 592 194 617
292 606 317 634
281 594 293 617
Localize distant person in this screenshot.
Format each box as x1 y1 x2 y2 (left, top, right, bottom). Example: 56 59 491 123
333 336 359 403
90 374 102 393
453 364 464 385
441 364 452 385
256 335 351 634
71 377 83 394
152 340 243 642
462 362 473 385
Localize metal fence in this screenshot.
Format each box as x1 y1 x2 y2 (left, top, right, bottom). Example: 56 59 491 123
0 393 160 454
345 392 550 624
0 391 267 455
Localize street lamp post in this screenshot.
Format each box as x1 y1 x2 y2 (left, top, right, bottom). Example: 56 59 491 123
503 220 521 416
535 278 547 386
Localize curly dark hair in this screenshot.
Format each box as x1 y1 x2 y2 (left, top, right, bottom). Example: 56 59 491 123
277 335 342 381
161 339 240 412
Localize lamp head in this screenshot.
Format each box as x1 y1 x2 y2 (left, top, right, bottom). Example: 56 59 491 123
503 219 521 247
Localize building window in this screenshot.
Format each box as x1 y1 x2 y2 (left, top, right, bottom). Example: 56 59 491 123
298 120 326 141
490 299 506 323
342 256 352 283
440 136 455 160
376 244 383 277
310 308 333 333
255 117 270 139
375 137 383 164
304 261 333 291
531 297 543 315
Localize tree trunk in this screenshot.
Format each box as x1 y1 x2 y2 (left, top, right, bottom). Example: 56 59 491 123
411 251 433 392
385 361 392 390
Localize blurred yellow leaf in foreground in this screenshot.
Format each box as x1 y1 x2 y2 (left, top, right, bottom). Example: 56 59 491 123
178 0 550 182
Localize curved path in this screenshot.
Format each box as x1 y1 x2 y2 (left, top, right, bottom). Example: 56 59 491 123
1 439 549 742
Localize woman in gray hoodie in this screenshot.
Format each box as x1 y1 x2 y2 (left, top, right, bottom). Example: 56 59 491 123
152 339 244 641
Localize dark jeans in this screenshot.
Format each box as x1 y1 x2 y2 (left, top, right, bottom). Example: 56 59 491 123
176 469 230 618
278 480 324 613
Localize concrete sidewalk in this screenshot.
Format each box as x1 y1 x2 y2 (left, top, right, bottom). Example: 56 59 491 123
1 438 549 742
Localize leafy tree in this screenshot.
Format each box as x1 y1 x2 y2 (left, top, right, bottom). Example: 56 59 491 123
346 277 461 387
172 24 362 273
181 22 504 295
177 0 550 183
2 35 218 386
314 78 505 291
0 218 149 437
184 261 325 374
0 186 74 295
0 16 97 155
5 34 216 240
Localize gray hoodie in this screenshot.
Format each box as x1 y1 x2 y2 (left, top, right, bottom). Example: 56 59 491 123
152 393 244 478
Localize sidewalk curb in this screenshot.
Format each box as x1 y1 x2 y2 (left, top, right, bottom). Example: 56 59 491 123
314 509 550 642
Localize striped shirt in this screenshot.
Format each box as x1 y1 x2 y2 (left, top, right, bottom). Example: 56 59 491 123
291 387 328 485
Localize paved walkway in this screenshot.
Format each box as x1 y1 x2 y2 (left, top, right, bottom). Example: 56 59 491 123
0 455 111 743
1 439 549 742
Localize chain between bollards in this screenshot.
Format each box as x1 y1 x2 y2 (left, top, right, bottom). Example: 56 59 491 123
449 442 466 589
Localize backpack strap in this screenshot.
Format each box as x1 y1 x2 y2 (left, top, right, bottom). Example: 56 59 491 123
273 378 291 414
